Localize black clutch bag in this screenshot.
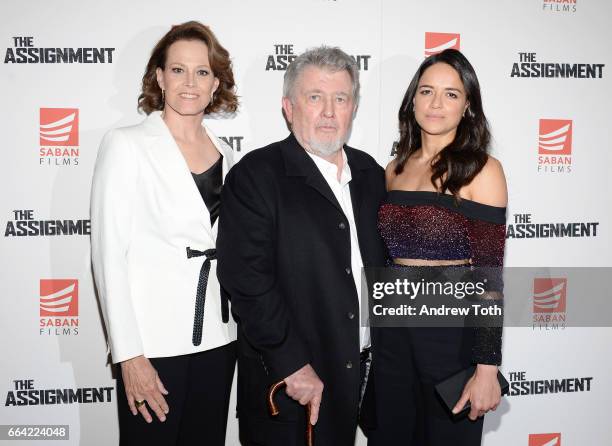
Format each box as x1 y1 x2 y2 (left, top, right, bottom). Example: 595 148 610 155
434 365 509 417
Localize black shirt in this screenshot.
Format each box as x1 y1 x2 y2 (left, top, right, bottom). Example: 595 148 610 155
191 155 223 226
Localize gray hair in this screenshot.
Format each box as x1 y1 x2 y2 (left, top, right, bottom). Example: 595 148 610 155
283 46 360 104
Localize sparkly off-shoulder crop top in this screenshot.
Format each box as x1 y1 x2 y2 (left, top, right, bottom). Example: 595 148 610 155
378 190 506 365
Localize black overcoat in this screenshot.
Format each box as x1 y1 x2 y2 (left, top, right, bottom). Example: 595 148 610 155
217 134 387 445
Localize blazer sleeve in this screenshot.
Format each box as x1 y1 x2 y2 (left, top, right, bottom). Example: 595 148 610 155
90 129 144 363
467 217 506 366
217 161 311 381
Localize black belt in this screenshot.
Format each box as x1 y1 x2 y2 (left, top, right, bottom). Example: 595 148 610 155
359 347 372 408
186 247 229 346
360 347 371 363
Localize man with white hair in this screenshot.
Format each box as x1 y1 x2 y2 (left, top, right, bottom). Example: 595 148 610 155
217 46 386 445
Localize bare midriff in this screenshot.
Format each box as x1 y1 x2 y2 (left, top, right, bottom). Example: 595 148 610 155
393 258 471 266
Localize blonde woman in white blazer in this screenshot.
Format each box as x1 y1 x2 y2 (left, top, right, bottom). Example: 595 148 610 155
91 21 238 446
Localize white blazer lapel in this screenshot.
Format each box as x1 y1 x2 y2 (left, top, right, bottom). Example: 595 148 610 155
203 124 232 179
144 112 213 234
202 122 233 237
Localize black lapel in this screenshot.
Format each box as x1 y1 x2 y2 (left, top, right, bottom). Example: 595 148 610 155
281 134 343 214
345 146 371 228
346 147 376 265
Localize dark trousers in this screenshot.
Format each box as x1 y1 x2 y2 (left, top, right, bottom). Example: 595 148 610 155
367 328 484 446
117 341 236 446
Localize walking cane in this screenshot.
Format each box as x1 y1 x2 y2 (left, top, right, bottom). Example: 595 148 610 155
267 380 314 446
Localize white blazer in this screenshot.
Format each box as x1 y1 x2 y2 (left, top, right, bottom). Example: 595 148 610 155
91 111 236 364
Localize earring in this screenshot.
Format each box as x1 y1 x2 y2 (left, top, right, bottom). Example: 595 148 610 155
161 89 165 103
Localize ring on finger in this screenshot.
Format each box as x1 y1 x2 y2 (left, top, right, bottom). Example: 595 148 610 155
135 399 146 408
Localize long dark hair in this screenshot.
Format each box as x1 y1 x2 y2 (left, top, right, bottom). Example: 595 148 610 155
394 49 490 197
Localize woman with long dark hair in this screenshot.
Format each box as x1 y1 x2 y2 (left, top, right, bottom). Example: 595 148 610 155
369 49 507 445
91 21 238 445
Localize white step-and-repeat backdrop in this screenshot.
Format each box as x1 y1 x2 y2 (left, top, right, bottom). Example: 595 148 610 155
1 1 611 445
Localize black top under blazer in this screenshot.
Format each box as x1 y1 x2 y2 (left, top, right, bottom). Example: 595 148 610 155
217 134 387 445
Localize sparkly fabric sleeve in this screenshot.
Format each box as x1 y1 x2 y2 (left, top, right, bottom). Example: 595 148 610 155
467 217 506 366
